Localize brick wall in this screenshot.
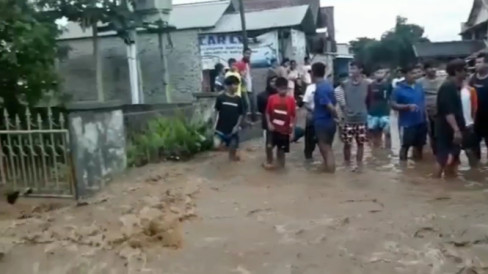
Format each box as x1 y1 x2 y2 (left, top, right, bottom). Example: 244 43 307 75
58 29 202 104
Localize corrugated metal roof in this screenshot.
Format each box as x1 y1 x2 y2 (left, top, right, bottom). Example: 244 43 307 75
236 0 320 22
58 1 231 40
413 40 486 58
169 0 231 29
206 5 315 34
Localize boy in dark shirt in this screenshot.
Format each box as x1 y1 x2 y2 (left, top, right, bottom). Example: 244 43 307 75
214 75 244 161
471 52 488 160
258 75 278 166
265 77 297 169
368 68 392 148
435 59 467 178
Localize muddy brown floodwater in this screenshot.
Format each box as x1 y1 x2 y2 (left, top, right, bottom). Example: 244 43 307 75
1 113 488 274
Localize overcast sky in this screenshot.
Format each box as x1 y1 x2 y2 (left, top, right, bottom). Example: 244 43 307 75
325 0 472 43
174 0 473 43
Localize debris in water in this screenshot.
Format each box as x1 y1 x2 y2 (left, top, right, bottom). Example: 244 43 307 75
145 175 163 183
124 186 140 193
117 245 142 261
343 198 384 208
245 146 257 152
310 235 327 244
413 227 440 238
4 188 33 205
448 240 471 247
429 196 451 202
76 201 89 207
247 208 272 216
233 265 252 274
368 257 391 263
457 266 479 274
93 196 110 204
441 246 463 264
44 242 61 254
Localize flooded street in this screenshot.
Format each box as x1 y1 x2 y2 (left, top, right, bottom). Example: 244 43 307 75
1 115 488 273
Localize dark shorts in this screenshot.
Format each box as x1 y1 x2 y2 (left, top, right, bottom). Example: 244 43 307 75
463 126 478 150
428 116 436 139
475 119 488 139
341 123 367 145
215 131 239 149
436 140 461 167
293 126 305 143
400 123 427 148
315 122 336 146
266 131 290 153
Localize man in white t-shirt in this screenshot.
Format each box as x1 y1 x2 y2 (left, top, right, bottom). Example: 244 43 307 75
301 57 312 85
302 83 316 160
334 73 348 130
461 80 478 167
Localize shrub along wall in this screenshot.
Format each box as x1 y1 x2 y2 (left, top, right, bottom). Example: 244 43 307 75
123 93 218 167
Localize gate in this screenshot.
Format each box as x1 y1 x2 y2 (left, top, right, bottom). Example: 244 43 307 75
0 107 76 198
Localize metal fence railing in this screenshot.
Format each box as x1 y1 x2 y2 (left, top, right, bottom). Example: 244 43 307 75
0 107 75 198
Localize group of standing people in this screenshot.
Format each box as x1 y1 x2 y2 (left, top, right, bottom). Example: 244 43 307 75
212 48 488 178
214 48 254 121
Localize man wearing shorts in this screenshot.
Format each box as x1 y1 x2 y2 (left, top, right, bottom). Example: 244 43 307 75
214 75 244 161
418 60 444 155
434 59 467 178
368 68 392 147
341 61 370 170
391 64 427 161
312 62 337 173
265 77 296 169
302 81 317 160
235 48 254 119
461 79 478 167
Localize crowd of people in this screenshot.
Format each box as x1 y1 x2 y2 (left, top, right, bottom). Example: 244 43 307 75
212 48 488 178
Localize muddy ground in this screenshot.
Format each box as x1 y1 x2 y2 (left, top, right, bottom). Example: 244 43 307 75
2 120 488 273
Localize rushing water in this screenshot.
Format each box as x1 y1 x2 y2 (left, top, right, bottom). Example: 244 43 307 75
365 111 488 190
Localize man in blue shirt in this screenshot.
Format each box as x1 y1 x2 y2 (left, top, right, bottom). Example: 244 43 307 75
313 62 337 172
391 64 428 161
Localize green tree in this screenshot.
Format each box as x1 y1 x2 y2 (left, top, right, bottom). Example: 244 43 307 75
37 0 120 102
350 37 377 62
37 0 142 103
350 16 429 72
0 0 60 108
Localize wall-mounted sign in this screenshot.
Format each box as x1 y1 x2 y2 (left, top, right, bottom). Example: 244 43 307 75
199 31 279 70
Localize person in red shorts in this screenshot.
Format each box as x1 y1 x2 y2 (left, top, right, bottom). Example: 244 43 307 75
264 77 297 169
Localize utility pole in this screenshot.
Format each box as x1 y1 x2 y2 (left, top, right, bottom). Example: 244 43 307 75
237 0 248 49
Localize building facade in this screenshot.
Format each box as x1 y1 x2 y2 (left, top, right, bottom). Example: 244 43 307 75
462 0 488 41
57 0 335 104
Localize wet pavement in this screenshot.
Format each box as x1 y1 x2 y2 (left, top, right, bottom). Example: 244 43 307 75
1 112 488 273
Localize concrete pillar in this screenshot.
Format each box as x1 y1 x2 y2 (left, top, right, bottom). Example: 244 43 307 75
67 102 127 199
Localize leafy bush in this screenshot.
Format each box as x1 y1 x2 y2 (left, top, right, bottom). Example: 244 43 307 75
127 116 213 167
1 0 60 109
